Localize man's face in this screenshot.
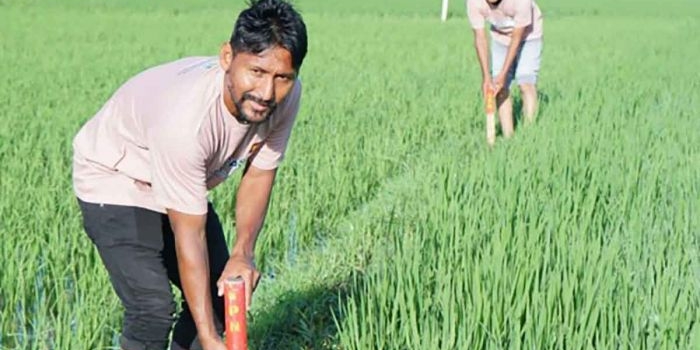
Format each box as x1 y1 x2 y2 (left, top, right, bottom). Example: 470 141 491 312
220 44 296 124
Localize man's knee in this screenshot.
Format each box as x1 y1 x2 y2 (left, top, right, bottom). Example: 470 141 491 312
121 294 176 350
519 82 537 96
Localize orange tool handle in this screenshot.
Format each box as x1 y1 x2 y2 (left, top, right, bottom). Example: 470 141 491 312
224 277 248 350
485 89 496 114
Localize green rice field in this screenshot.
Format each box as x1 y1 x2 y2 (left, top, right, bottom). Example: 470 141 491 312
1 0 699 349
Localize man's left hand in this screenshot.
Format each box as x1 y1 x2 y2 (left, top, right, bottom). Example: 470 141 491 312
493 73 507 94
216 254 261 311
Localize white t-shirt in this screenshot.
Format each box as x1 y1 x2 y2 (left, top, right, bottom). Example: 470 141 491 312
73 56 302 215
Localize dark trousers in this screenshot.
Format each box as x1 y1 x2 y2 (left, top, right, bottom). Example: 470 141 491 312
77 199 228 350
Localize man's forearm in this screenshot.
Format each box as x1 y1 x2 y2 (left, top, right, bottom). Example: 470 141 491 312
175 231 217 338
233 167 276 257
500 27 526 76
168 211 219 342
474 29 490 79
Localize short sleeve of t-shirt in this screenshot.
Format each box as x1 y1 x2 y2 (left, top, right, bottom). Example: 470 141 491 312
466 0 486 29
250 80 302 170
148 125 208 215
514 0 534 28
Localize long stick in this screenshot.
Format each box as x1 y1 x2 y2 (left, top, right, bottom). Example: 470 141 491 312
224 277 248 350
485 89 496 146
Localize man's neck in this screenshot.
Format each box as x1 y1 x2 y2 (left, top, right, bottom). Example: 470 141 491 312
488 0 503 8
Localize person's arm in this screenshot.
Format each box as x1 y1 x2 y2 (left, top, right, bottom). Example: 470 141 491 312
216 165 276 308
167 210 225 349
473 27 493 96
494 27 526 91
467 0 493 96
495 0 533 91
148 121 227 349
215 80 301 306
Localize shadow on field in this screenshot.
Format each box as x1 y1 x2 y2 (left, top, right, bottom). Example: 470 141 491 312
248 279 353 350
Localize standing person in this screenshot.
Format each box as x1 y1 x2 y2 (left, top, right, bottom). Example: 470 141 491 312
467 0 543 140
71 0 307 349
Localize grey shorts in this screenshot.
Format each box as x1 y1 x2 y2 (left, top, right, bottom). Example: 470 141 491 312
491 38 542 88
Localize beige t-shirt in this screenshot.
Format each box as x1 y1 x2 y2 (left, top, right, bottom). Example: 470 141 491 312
73 56 302 215
467 0 543 45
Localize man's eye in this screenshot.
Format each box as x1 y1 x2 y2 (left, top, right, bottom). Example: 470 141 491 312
251 68 263 75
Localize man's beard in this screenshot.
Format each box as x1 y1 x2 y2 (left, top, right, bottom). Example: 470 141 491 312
228 83 277 124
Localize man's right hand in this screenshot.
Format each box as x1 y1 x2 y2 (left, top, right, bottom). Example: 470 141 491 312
482 77 495 98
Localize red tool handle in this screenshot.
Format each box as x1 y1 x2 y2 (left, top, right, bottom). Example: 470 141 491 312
224 277 248 350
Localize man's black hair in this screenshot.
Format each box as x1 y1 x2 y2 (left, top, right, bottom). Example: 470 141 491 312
230 0 308 71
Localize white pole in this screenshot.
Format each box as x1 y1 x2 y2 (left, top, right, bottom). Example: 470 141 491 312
441 0 449 22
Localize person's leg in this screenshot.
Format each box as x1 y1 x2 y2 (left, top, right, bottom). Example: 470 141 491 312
164 203 230 350
491 39 515 138
496 89 514 138
519 83 537 125
77 199 175 350
515 39 542 124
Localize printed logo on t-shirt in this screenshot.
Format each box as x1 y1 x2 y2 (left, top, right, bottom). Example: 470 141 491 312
211 142 265 180
213 156 246 179
249 141 263 157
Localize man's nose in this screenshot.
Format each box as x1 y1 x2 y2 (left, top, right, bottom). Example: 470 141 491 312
257 77 275 103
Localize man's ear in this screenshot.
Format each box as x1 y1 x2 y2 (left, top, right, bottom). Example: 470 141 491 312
219 42 234 71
